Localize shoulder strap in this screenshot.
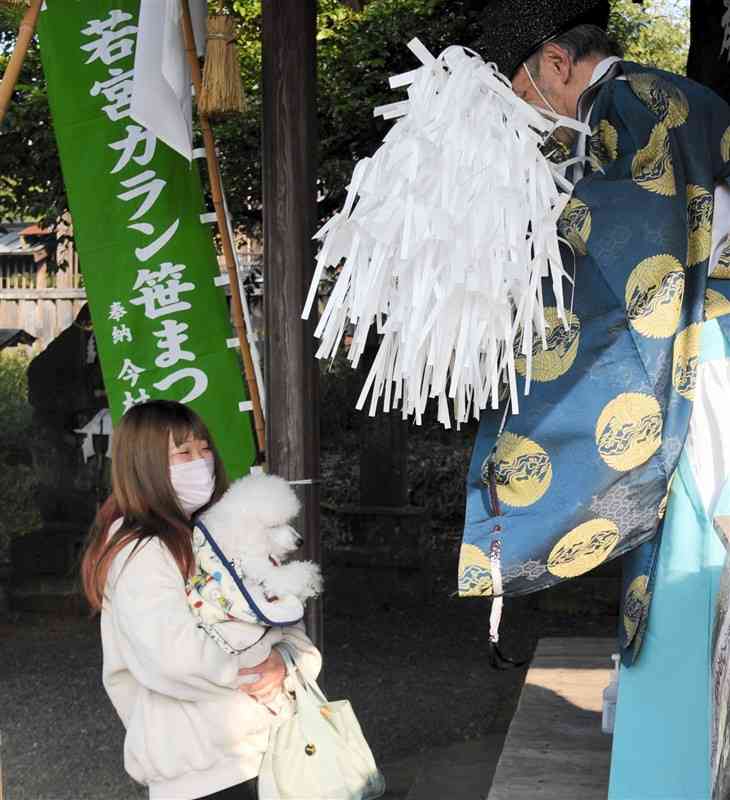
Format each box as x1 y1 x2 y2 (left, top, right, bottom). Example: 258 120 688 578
194 519 303 628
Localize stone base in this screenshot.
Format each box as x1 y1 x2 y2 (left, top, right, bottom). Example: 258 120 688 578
9 576 88 616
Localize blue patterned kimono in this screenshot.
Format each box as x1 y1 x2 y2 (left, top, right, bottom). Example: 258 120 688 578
460 62 730 663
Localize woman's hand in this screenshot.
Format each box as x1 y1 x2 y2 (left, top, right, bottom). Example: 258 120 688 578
238 648 286 701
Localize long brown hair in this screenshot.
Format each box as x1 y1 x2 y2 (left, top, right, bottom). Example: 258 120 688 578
81 400 229 612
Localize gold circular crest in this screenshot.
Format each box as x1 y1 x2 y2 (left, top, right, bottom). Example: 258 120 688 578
632 123 676 197
722 126 730 163
492 432 552 508
547 518 620 579
458 544 493 597
558 198 592 256
589 119 619 172
515 307 581 382
623 575 651 642
687 185 713 267
628 74 689 129
558 197 592 256
706 288 730 321
631 122 677 197
673 323 702 400
625 254 684 338
595 392 663 472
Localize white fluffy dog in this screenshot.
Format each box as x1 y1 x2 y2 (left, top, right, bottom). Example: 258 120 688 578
198 473 322 609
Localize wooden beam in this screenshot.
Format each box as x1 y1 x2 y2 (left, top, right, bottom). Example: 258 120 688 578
262 0 322 651
0 289 86 300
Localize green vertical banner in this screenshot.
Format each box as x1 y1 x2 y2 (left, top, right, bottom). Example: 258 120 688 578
37 0 256 479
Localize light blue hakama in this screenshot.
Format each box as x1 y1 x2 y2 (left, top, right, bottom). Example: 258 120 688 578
609 321 730 800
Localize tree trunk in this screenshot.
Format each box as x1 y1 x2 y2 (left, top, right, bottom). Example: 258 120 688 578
262 0 322 651
687 0 730 104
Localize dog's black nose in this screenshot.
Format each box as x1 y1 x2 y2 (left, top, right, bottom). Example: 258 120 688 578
295 536 304 549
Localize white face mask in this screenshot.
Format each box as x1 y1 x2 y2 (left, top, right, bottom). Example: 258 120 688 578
170 458 215 516
523 61 561 119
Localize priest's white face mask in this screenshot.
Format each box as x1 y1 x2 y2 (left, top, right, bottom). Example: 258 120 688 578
168 433 216 516
522 61 562 119
511 52 583 149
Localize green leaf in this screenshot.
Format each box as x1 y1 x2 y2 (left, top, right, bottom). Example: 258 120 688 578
0 0 693 235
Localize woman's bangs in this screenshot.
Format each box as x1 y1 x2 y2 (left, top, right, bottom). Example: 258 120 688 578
168 407 208 447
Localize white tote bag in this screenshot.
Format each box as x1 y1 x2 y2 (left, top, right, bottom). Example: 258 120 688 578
258 644 386 800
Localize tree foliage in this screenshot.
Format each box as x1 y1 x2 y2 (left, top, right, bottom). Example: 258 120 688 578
219 0 690 235
610 0 689 74
0 351 40 550
0 5 64 223
0 0 690 234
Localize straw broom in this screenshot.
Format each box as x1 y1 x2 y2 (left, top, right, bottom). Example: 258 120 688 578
198 12 246 117
180 0 265 456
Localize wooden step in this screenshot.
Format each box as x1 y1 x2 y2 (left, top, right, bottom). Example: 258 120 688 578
488 637 615 800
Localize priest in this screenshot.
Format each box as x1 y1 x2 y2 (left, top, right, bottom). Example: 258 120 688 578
460 1 730 796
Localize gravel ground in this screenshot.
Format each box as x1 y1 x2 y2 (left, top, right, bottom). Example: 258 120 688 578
0 552 617 800
0 613 145 800
0 425 616 800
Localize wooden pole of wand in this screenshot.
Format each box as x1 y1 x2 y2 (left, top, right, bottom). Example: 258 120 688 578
180 0 266 456
0 0 43 128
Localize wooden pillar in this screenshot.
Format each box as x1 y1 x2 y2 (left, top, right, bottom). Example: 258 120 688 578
687 0 730 104
359 337 408 510
262 0 322 651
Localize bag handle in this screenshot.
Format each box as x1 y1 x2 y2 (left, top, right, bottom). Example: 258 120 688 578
276 642 329 707
194 520 304 628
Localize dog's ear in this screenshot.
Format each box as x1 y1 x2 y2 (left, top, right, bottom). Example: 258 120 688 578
222 474 301 525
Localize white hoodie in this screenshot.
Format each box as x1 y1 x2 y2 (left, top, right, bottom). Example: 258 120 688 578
100 527 321 800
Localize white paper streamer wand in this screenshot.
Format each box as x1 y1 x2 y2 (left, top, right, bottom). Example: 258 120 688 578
303 37 585 427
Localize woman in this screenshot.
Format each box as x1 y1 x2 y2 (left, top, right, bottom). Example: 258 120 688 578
81 400 321 800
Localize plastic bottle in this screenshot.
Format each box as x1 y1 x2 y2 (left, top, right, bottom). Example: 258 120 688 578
602 654 620 735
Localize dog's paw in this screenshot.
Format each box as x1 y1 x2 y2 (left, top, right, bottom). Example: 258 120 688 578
266 560 322 600
304 562 323 598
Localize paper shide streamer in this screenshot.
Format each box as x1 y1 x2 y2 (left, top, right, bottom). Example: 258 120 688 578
302 38 588 428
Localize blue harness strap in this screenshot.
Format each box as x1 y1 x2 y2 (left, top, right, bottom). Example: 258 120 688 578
194 519 303 628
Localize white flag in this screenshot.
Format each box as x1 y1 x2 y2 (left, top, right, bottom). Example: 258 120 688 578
130 0 207 161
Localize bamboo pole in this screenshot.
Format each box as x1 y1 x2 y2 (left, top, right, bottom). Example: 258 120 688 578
180 0 266 456
0 0 43 128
